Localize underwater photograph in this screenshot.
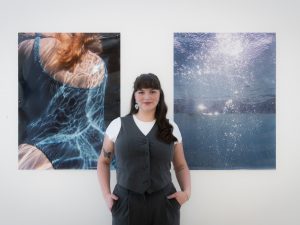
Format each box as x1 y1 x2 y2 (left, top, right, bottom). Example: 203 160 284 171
18 33 120 169
174 33 276 169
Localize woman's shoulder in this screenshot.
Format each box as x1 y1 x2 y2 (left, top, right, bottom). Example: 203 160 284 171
18 39 36 66
19 39 34 53
167 118 182 144
39 38 106 89
106 117 122 130
68 51 106 87
109 117 121 124
107 115 132 131
105 117 122 142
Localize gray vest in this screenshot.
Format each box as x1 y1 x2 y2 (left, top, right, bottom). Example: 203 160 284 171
115 115 174 194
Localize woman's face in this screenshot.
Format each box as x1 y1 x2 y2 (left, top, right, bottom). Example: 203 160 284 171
134 88 160 113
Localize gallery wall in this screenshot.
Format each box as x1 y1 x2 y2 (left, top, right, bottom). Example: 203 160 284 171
1 0 300 225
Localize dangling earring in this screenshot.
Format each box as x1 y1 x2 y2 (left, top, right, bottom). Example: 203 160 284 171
135 103 139 110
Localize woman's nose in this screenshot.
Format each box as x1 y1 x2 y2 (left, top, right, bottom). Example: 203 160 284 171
144 94 150 100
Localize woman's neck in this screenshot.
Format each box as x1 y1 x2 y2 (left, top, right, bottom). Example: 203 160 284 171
135 111 156 122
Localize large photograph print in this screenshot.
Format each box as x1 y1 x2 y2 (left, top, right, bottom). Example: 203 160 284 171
174 33 276 169
18 33 120 169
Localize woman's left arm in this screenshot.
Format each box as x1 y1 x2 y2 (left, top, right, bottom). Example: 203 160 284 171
169 142 191 205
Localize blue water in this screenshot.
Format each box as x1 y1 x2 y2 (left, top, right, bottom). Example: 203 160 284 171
175 113 276 169
174 33 276 169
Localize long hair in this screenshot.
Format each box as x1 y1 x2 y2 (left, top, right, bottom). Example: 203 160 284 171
129 73 177 144
44 33 102 74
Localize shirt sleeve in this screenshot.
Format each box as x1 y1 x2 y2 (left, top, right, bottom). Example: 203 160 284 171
105 117 121 143
169 120 182 144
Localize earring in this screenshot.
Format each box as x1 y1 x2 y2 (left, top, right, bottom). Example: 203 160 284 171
135 103 139 110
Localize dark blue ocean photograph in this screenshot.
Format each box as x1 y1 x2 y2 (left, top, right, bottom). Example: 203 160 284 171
174 33 276 169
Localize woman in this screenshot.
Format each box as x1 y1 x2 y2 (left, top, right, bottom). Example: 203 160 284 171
18 33 107 169
97 73 191 225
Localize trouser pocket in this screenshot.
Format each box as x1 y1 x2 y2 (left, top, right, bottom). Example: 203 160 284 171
164 183 181 225
165 183 181 210
111 185 129 225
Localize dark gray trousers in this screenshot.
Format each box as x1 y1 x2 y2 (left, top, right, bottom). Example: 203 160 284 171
111 183 181 225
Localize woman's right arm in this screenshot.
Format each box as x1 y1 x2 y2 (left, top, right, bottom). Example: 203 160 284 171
97 135 118 210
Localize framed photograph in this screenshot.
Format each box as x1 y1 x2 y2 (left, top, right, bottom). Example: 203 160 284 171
174 33 276 169
18 33 120 169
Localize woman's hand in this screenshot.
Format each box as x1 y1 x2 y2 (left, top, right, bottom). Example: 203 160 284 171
104 192 119 211
167 191 189 205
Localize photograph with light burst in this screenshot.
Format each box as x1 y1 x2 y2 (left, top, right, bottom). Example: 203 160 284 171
174 33 276 169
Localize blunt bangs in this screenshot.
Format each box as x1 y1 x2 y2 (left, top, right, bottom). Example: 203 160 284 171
134 73 161 91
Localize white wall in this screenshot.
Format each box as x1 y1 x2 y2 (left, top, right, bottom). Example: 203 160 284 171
1 0 300 224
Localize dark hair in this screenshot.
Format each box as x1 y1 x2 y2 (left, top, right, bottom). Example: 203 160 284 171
129 73 178 144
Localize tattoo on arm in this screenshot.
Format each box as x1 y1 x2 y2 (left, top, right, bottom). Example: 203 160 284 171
103 148 112 159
